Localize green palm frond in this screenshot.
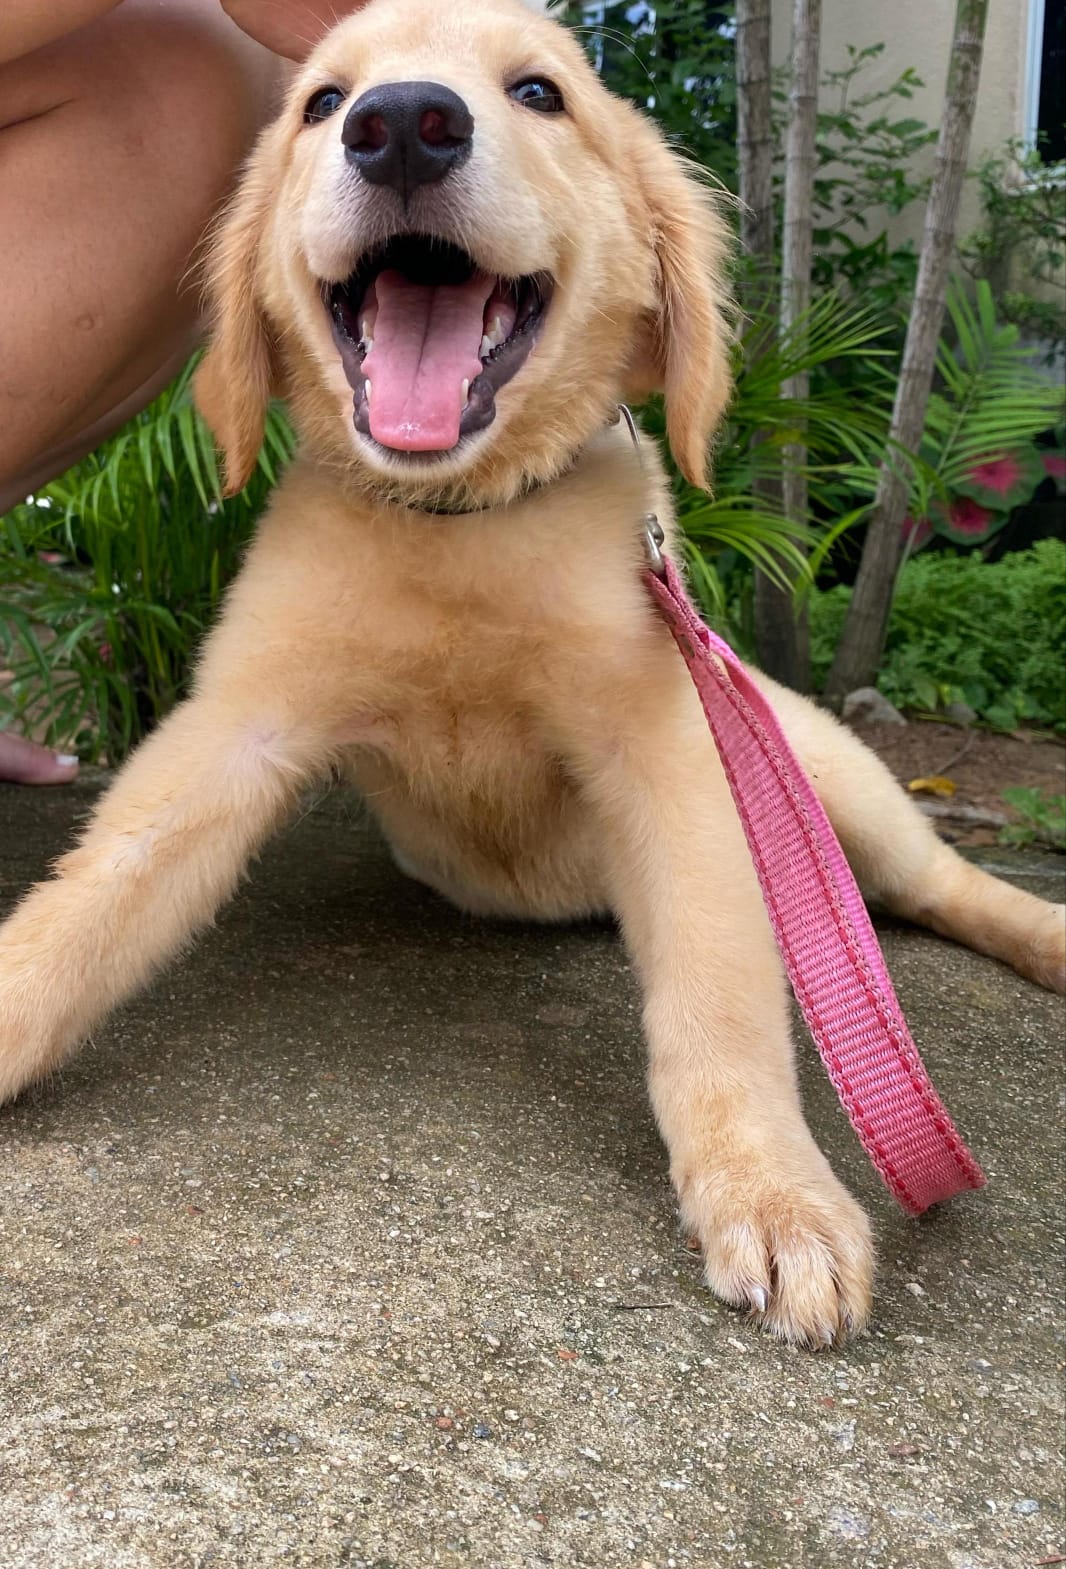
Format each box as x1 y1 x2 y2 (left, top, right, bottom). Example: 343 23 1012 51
923 280 1062 495
0 356 295 762
738 291 894 397
681 497 814 585
836 279 1063 512
667 290 895 619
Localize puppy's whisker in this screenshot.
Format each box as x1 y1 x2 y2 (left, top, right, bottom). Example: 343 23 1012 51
568 25 657 86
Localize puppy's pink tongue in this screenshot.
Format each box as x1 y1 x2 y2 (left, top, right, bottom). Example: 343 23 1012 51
363 269 492 451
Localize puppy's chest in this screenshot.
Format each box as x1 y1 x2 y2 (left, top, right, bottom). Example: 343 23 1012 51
339 630 559 801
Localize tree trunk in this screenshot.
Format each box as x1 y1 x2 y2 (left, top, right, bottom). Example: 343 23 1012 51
761 0 821 692
735 0 775 323
737 0 796 684
823 0 990 706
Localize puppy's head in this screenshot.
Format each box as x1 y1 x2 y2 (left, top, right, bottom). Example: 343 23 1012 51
197 0 731 507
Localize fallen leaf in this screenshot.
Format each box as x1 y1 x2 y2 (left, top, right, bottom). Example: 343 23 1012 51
907 776 957 798
888 1442 920 1457
556 1348 579 1362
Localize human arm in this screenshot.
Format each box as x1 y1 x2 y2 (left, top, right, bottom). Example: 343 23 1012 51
218 0 368 60
0 0 123 67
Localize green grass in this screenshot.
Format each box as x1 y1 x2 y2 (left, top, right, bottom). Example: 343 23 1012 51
999 788 1066 851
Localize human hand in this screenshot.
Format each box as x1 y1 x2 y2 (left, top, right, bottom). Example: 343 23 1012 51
219 0 371 61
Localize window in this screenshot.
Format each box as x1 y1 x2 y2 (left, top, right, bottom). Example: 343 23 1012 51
1027 0 1065 164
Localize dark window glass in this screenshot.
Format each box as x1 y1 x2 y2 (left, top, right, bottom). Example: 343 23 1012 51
1036 0 1065 163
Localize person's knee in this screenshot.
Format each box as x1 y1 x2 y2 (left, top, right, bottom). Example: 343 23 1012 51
2 0 282 147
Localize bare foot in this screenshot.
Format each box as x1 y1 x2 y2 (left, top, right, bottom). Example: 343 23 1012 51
0 732 79 785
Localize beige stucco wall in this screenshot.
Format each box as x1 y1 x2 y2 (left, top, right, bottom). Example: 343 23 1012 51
771 0 1035 248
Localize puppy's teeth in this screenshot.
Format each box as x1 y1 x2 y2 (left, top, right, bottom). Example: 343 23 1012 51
362 335 374 354
364 379 372 403
485 315 506 349
460 378 470 409
479 334 493 360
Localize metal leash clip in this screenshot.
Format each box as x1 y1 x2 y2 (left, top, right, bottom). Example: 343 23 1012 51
615 403 667 579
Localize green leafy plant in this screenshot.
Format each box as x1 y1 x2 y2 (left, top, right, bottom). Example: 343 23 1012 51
570 13 934 330
0 357 293 763
916 280 1062 528
680 279 1063 642
808 539 1066 730
998 788 1066 852
568 0 739 185
668 290 898 635
800 45 936 317
836 279 1065 553
961 141 1066 360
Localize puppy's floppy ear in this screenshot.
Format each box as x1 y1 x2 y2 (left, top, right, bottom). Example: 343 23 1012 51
627 123 733 491
194 138 282 497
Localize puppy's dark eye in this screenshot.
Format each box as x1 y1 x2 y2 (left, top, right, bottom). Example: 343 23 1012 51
508 77 565 114
303 86 347 125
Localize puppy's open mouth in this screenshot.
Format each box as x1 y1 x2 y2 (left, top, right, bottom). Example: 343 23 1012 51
326 236 552 455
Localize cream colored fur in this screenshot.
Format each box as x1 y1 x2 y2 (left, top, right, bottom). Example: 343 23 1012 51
1 0 1062 1347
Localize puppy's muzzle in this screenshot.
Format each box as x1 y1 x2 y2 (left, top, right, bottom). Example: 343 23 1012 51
342 82 474 204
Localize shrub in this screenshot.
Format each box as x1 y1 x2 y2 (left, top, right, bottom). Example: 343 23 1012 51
809 540 1066 730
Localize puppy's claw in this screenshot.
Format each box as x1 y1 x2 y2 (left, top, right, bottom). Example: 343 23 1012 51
681 1159 874 1350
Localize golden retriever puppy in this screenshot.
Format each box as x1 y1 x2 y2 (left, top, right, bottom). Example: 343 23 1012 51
0 0 1062 1347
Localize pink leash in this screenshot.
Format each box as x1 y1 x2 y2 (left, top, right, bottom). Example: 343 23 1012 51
643 550 985 1216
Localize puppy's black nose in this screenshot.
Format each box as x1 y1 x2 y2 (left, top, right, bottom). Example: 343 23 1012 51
342 81 474 201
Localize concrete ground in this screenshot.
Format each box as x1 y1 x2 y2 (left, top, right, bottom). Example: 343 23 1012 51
1 773 1063 1569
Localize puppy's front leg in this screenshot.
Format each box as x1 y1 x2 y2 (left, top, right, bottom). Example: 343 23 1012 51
561 672 874 1346
0 694 331 1102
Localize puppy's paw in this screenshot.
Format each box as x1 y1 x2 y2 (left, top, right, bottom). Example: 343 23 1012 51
679 1154 874 1348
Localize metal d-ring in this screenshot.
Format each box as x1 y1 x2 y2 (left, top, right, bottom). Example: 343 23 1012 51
616 404 667 579
642 511 666 577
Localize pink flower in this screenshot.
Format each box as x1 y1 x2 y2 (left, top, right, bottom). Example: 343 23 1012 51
945 496 994 537
965 452 1024 497
1042 452 1066 482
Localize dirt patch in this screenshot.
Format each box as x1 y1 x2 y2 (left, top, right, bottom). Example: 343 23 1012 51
849 719 1066 847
